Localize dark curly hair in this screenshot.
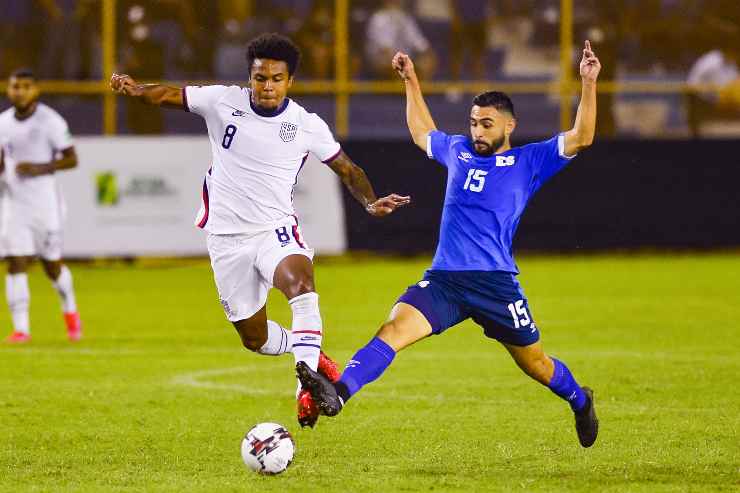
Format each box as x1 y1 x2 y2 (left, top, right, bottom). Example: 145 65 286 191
246 33 301 76
472 91 516 118
9 68 36 81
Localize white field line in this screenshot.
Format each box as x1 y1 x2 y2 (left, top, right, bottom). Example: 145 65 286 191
2 347 736 365
166 366 738 412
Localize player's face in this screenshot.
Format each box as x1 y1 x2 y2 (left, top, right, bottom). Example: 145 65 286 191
469 105 515 156
249 59 293 110
7 76 39 112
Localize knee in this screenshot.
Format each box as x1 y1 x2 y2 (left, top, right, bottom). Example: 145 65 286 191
236 324 267 352
283 275 315 300
7 258 28 274
42 262 62 280
240 332 265 352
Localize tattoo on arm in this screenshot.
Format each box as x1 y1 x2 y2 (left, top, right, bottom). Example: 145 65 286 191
326 151 377 208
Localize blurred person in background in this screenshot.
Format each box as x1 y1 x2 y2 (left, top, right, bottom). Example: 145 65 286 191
119 3 165 133
579 0 618 137
450 0 492 80
365 0 436 80
110 33 410 428
76 0 104 80
0 1 37 77
215 0 281 79
39 0 83 79
0 69 82 344
294 1 334 79
687 38 740 137
631 0 704 72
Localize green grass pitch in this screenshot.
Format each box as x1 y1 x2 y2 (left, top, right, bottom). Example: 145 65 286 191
1 253 738 492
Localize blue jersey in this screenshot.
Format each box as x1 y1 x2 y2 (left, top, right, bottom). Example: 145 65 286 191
427 131 576 273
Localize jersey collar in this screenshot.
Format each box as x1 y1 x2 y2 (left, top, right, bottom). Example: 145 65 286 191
249 96 289 118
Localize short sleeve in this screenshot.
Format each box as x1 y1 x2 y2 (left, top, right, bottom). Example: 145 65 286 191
183 85 229 117
48 113 73 151
427 130 453 167
306 114 341 163
531 133 576 189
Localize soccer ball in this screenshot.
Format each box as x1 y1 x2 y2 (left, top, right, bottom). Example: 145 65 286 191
241 422 295 475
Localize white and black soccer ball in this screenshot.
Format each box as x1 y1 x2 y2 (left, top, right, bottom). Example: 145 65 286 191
241 422 295 475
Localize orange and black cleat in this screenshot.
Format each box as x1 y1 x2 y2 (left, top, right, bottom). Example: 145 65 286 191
318 350 341 383
297 389 320 428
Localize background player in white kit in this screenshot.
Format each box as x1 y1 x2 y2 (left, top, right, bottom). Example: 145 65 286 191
1 69 83 343
110 34 410 427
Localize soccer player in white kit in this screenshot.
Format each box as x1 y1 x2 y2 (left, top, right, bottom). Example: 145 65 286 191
110 34 410 427
1 69 83 343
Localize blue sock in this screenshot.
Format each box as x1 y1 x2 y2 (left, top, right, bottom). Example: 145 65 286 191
548 357 587 412
334 337 396 403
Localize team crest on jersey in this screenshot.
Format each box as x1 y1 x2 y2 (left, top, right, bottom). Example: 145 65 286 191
496 155 516 167
279 122 298 142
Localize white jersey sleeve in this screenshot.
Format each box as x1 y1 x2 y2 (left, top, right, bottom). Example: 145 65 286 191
305 113 341 163
184 85 230 118
48 111 73 151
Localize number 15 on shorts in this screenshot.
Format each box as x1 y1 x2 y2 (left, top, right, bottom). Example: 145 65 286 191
507 300 531 328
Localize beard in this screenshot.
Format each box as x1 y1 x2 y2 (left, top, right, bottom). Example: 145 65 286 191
473 134 505 156
14 98 37 115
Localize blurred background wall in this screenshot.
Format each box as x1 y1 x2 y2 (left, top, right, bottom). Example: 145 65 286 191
1 0 738 256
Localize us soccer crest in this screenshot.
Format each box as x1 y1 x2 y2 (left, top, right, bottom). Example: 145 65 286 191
279 122 298 142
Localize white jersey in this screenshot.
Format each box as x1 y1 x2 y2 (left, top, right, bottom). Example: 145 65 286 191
0 103 73 222
183 85 341 234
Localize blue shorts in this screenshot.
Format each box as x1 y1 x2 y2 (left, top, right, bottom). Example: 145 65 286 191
397 270 540 346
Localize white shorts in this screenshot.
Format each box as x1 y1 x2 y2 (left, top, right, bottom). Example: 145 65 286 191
1 211 63 261
207 217 314 322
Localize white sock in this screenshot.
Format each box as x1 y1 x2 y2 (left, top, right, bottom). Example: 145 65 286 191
289 292 323 372
52 265 77 313
258 320 293 356
6 273 30 335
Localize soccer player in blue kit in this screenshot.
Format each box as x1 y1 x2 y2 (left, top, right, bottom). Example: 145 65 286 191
298 40 601 447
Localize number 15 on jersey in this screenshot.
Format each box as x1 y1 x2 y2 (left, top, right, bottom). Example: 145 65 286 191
463 169 488 192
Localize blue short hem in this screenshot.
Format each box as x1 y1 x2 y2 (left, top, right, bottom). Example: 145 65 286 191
397 288 442 334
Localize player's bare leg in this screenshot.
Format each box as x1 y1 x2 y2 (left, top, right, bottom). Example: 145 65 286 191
231 260 338 428
232 304 320 427
40 259 82 341
232 305 270 352
503 341 598 447
273 254 327 427
376 302 433 351
273 254 327 378
4 256 32 343
296 302 432 416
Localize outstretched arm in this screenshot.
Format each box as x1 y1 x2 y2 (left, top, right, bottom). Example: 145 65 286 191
563 40 601 156
326 151 410 217
392 52 437 152
110 73 184 109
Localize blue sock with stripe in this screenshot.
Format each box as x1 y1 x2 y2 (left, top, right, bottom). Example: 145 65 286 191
334 337 396 403
548 357 587 412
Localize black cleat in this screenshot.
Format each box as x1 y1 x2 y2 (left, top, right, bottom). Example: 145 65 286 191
574 386 599 447
296 361 343 417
